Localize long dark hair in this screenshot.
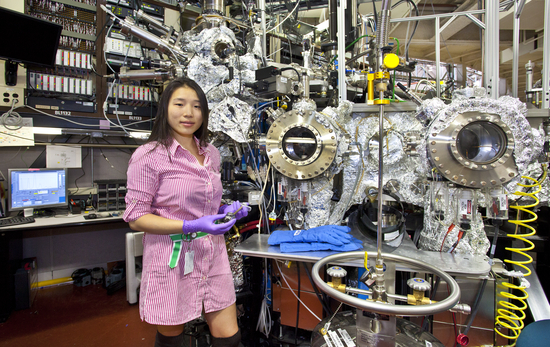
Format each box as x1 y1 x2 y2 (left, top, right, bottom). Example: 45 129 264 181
147 77 209 149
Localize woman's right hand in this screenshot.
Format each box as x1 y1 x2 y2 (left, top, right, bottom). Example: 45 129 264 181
183 214 236 235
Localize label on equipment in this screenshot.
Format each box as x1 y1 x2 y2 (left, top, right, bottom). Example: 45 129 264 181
498 195 508 211
328 330 345 347
323 335 334 347
338 328 355 347
459 199 472 217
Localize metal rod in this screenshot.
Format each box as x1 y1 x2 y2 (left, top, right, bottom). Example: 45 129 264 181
337 0 346 101
485 0 499 99
260 0 267 63
377 101 384 264
543 0 550 109
435 17 441 98
390 9 485 23
512 0 520 98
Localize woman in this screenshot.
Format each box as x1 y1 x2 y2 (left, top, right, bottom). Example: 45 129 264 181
123 77 247 347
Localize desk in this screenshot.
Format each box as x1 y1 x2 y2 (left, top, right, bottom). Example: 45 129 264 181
235 234 491 277
0 214 124 231
0 214 129 322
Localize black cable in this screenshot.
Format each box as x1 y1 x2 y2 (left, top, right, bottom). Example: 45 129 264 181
421 276 440 332
460 220 502 343
72 147 90 197
303 262 333 316
279 67 301 83
295 262 300 346
390 0 419 60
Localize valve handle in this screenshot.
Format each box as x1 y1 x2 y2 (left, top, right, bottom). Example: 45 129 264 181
327 266 347 278
407 278 431 292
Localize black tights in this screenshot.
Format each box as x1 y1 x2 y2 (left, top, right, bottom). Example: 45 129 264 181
154 331 183 347
154 329 241 347
211 329 242 347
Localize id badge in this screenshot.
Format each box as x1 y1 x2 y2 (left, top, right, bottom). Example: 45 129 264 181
184 250 194 276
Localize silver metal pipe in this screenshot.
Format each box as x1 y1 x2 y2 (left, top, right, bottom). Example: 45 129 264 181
337 0 346 101
435 17 441 98
116 68 171 83
311 251 461 317
377 101 384 265
543 0 550 109
119 17 186 60
512 1 520 97
201 0 224 14
260 0 267 62
485 0 499 99
135 9 171 37
526 60 535 103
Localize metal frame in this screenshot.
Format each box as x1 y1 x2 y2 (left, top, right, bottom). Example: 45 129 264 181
544 0 550 109
389 8 494 98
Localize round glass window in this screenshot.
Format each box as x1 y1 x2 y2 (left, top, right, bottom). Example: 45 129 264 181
282 127 318 162
456 121 507 164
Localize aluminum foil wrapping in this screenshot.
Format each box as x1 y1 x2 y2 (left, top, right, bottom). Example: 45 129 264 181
226 235 244 292
320 102 353 172
417 91 542 256
350 112 424 205
293 98 317 112
217 144 233 162
236 53 260 71
248 35 263 57
182 27 237 57
206 69 257 102
423 94 542 191
208 97 253 143
328 146 362 225
187 56 228 94
419 208 489 256
415 98 446 123
305 177 335 228
513 162 549 206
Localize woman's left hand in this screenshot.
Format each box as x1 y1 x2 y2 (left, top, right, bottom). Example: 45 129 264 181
219 201 248 220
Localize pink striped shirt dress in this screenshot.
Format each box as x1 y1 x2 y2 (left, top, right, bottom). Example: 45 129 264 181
123 137 236 326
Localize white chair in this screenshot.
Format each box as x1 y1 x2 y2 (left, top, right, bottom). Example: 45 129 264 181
125 231 144 304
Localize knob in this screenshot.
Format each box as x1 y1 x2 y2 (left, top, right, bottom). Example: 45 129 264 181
407 278 431 292
327 266 347 278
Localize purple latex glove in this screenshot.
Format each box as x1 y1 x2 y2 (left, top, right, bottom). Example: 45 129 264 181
183 214 236 235
218 201 248 221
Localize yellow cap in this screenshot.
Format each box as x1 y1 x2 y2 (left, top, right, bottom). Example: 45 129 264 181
383 53 400 69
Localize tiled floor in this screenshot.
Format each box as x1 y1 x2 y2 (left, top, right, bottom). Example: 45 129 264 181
0 283 157 347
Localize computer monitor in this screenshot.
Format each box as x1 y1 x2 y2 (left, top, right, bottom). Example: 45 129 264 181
8 168 68 213
0 7 62 67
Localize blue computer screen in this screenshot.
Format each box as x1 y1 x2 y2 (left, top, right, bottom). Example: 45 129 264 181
9 169 67 211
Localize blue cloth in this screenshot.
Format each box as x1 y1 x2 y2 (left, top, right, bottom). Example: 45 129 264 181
516 319 550 347
279 241 363 253
268 226 352 246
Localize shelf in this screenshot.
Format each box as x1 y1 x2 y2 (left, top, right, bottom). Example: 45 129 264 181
61 30 96 41
54 0 96 12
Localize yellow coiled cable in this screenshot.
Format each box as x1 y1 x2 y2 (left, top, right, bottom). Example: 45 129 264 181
495 164 547 342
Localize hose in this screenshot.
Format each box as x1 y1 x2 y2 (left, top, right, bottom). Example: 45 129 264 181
495 165 547 342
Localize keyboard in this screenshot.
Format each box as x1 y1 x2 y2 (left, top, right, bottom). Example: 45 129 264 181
0 216 36 227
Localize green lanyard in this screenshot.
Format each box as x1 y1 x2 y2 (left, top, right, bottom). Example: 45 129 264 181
168 232 208 268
